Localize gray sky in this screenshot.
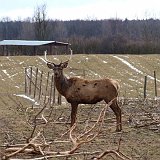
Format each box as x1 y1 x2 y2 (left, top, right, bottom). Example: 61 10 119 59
0 0 160 20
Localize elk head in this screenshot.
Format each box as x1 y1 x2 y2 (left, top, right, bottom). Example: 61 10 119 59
44 49 72 78
47 61 69 78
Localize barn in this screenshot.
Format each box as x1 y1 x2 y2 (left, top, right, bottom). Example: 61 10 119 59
0 40 70 56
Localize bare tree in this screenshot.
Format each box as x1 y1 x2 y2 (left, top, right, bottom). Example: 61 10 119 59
1 17 11 40
33 4 49 40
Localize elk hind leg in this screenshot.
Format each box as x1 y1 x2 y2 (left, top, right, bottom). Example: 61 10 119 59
108 100 122 131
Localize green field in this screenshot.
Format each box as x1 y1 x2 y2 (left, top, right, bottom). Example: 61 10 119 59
0 54 160 159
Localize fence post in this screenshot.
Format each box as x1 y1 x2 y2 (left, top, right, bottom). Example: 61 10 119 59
49 75 54 106
33 68 38 98
29 67 32 96
154 71 157 97
144 76 147 99
38 71 43 101
58 93 62 105
44 72 50 104
25 67 28 95
52 83 56 104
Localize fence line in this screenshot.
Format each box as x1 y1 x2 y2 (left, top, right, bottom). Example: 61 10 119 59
24 67 61 106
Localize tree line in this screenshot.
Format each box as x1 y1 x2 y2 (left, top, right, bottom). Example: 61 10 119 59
0 7 160 55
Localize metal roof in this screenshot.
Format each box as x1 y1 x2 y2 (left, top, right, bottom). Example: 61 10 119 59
0 40 70 46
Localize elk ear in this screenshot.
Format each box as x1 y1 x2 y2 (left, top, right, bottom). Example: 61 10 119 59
61 61 68 68
47 63 54 69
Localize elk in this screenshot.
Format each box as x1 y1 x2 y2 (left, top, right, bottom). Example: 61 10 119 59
44 51 122 131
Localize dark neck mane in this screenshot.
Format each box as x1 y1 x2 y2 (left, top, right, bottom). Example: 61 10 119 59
54 74 69 96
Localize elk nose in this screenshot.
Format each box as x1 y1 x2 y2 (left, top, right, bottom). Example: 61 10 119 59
55 73 58 77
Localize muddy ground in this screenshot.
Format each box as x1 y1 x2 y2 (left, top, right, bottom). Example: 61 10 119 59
0 96 160 160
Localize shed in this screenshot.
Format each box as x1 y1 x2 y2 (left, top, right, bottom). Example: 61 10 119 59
0 40 71 56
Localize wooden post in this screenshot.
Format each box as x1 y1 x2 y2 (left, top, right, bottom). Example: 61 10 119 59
38 71 43 101
33 46 37 55
50 45 53 55
29 67 32 96
58 93 62 105
6 46 8 56
33 68 38 98
44 72 50 104
144 76 147 99
49 75 54 106
52 83 56 104
25 68 28 95
2 46 4 56
66 45 69 54
154 71 157 97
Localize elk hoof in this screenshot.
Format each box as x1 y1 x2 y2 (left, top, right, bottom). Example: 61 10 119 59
116 129 122 132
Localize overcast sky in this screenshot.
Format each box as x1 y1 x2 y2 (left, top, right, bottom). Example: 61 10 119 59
0 0 160 20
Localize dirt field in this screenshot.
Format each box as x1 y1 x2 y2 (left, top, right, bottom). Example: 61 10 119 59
0 54 160 159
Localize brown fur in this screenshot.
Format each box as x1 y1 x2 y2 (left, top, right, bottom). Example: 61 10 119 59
47 61 122 131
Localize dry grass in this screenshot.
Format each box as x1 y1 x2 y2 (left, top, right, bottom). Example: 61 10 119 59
0 54 160 97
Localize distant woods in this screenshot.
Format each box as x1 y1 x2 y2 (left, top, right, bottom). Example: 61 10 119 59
1 15 160 54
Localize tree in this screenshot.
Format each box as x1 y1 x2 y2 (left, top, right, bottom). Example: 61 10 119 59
33 4 49 40
1 17 11 39
20 18 34 40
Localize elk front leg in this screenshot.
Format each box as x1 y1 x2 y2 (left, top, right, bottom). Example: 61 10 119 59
70 103 78 127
